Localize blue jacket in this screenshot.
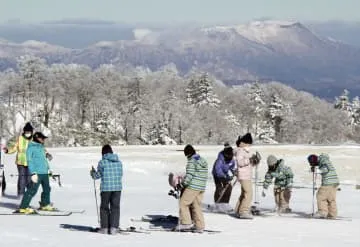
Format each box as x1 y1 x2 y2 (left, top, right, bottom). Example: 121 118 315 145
26 142 49 175
92 153 123 192
212 151 236 180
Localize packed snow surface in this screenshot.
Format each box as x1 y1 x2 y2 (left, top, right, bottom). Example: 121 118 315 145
0 145 359 247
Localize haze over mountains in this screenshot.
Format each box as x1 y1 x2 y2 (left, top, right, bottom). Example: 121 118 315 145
0 20 360 98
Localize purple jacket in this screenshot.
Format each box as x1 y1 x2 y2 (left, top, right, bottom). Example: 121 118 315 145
212 151 236 179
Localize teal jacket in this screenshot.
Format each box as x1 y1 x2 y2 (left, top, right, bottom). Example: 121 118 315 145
263 159 294 189
183 154 208 191
318 154 339 186
26 142 49 175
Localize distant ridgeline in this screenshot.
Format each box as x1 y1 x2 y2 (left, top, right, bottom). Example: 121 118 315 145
1 20 360 99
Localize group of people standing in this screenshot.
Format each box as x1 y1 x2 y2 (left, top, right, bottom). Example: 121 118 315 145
2 122 55 214
1 122 124 235
2 124 340 235
176 132 340 232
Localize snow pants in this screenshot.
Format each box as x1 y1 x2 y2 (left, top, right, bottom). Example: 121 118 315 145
235 180 252 214
1 169 5 194
179 188 205 230
274 187 291 211
20 174 51 209
213 177 233 203
100 191 121 229
17 165 30 196
317 185 337 218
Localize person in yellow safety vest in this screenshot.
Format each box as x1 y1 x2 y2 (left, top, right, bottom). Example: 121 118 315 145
4 122 34 197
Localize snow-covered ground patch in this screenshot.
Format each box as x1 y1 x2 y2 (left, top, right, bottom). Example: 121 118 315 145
0 145 359 246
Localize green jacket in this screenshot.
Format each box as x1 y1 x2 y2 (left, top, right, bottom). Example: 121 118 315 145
263 159 294 189
318 154 339 186
7 135 31 166
183 154 208 191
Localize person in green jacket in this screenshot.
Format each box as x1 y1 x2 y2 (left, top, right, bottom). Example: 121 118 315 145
262 155 294 213
308 153 339 219
17 132 54 214
175 144 208 233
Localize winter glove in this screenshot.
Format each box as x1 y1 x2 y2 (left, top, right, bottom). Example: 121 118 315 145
3 147 8 153
226 170 234 181
48 170 53 177
31 174 38 184
175 183 184 192
46 153 53 161
262 189 266 197
90 167 96 178
250 151 261 165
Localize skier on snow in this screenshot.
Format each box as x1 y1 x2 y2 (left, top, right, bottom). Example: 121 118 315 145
90 144 123 234
234 133 260 219
3 122 34 197
175 144 208 233
262 155 294 213
211 142 236 211
17 132 54 214
307 153 339 219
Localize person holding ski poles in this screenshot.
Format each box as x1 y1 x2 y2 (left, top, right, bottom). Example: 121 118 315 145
234 133 260 219
90 144 123 235
3 122 34 197
175 144 208 233
17 132 55 214
262 155 294 213
212 143 236 208
307 153 339 219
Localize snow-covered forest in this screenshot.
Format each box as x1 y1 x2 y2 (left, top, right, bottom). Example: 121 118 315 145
0 55 359 146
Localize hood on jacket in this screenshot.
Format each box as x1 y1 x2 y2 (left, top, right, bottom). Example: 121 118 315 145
103 153 120 162
318 153 331 166
28 141 44 148
276 159 285 169
190 154 207 168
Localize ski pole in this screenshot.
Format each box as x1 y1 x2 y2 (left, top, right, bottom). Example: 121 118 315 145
216 179 237 203
254 165 259 205
92 167 100 224
312 170 316 216
177 190 181 233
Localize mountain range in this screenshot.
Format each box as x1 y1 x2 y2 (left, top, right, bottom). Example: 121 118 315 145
1 20 360 98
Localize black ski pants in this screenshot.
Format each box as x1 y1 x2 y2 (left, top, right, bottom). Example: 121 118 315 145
100 191 121 229
214 177 233 203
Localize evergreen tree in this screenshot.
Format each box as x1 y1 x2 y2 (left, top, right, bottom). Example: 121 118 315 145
266 94 285 141
186 73 220 107
334 89 355 127
334 89 352 111
351 96 360 127
247 82 266 138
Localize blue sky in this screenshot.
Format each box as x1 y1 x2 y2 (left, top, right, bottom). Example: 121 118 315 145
0 0 358 23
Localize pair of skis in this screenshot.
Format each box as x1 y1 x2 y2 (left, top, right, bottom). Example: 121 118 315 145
60 224 151 234
130 215 222 234
0 208 85 216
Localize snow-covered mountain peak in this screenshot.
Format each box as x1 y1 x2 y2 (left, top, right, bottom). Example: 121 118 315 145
0 39 69 58
92 41 116 47
133 28 153 40
199 20 331 51
21 40 51 47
